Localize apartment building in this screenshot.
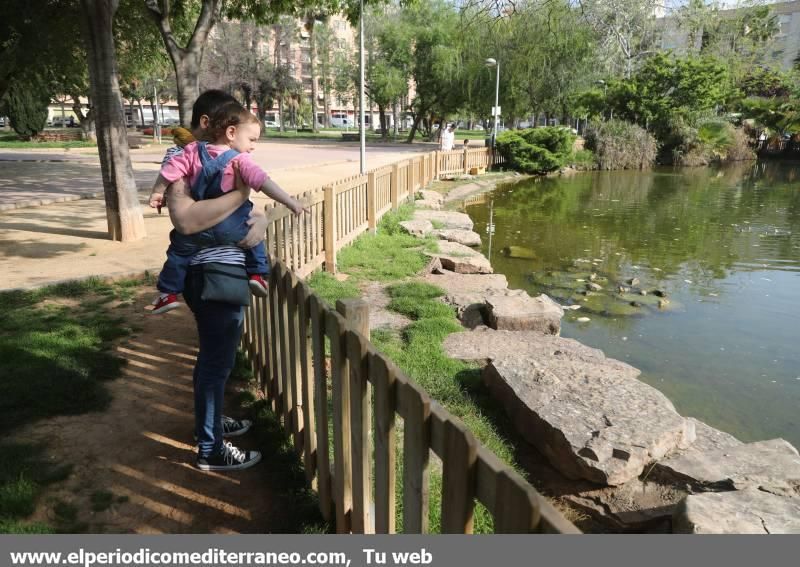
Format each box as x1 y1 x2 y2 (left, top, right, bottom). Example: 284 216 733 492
202 14 395 129
660 0 800 70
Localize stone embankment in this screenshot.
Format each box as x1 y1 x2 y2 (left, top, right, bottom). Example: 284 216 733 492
403 187 800 534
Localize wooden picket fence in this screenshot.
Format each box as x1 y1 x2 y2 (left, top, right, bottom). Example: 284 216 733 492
241 147 577 533
261 148 503 277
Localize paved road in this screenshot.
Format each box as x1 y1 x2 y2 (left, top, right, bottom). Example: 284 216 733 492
0 140 429 210
0 140 434 289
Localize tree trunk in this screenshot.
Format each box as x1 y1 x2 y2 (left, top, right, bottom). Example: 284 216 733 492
172 56 201 126
278 96 285 132
71 92 96 142
308 18 319 132
392 101 398 136
146 0 218 125
378 106 387 139
406 115 422 144
80 0 145 242
137 99 145 128
406 111 425 144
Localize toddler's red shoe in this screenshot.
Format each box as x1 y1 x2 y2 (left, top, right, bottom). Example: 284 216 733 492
151 293 180 314
248 274 268 297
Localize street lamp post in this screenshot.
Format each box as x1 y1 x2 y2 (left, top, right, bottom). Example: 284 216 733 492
485 58 500 148
358 0 366 174
153 81 162 144
596 79 611 120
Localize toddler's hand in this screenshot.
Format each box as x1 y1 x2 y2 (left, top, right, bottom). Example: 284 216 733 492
149 192 164 213
290 199 311 217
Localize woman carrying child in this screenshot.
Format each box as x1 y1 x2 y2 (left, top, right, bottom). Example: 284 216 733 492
155 91 306 471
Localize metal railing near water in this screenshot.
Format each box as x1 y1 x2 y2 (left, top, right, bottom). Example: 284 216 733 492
242 147 575 533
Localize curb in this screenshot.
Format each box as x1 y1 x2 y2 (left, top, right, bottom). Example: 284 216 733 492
0 191 104 212
1 266 163 293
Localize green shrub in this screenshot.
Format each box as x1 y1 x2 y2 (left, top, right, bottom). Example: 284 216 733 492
495 127 575 174
668 116 755 166
584 120 658 170
3 77 49 140
570 149 597 170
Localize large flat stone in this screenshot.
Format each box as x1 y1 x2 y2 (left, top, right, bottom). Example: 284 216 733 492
482 353 694 486
413 210 474 231
425 241 492 274
654 438 800 494
444 329 608 364
673 488 800 534
485 292 564 334
398 219 433 237
421 272 509 298
414 199 442 210
421 273 508 328
433 228 481 247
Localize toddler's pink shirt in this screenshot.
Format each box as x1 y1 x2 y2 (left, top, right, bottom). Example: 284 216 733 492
159 141 268 193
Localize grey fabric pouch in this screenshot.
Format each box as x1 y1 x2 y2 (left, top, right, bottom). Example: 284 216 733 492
200 262 251 306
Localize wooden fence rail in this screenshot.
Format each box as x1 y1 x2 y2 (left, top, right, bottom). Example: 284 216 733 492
242 146 574 533
262 148 502 277
241 258 578 533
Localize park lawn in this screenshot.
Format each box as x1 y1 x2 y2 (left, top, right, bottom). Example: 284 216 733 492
261 129 416 143
0 274 333 534
0 277 145 533
0 132 96 149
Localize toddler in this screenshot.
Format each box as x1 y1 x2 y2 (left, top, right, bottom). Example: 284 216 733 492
150 126 195 214
150 100 306 314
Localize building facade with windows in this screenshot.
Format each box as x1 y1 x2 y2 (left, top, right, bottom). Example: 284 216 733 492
659 0 800 70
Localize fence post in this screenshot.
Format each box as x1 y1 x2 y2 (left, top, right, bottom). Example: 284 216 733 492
323 184 336 273
367 171 377 232
433 151 440 180
405 162 412 202
390 164 400 210
463 146 469 174
338 298 372 534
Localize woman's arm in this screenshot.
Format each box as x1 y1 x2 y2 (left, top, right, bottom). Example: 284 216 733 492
166 177 251 234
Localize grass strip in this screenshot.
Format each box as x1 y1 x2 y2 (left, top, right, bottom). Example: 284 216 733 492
336 205 438 282
0 276 150 533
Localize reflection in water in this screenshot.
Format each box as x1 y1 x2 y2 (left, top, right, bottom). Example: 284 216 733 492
466 162 800 446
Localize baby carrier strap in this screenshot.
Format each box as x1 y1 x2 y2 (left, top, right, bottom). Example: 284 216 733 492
191 142 241 201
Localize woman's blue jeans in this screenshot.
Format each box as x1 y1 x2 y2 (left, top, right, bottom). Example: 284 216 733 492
184 265 244 458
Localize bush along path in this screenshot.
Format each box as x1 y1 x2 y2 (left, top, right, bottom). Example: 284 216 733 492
1 277 325 534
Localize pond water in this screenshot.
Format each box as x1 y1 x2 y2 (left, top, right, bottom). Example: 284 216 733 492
464 162 800 447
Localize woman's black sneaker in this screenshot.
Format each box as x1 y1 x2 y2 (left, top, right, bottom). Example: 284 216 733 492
193 416 252 442
196 442 262 471
222 416 251 437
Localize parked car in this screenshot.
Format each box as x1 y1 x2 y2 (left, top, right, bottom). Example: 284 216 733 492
330 113 351 128
50 116 77 127
264 120 278 128
0 116 6 127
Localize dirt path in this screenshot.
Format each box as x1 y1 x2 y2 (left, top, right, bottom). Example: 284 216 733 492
9 291 288 534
